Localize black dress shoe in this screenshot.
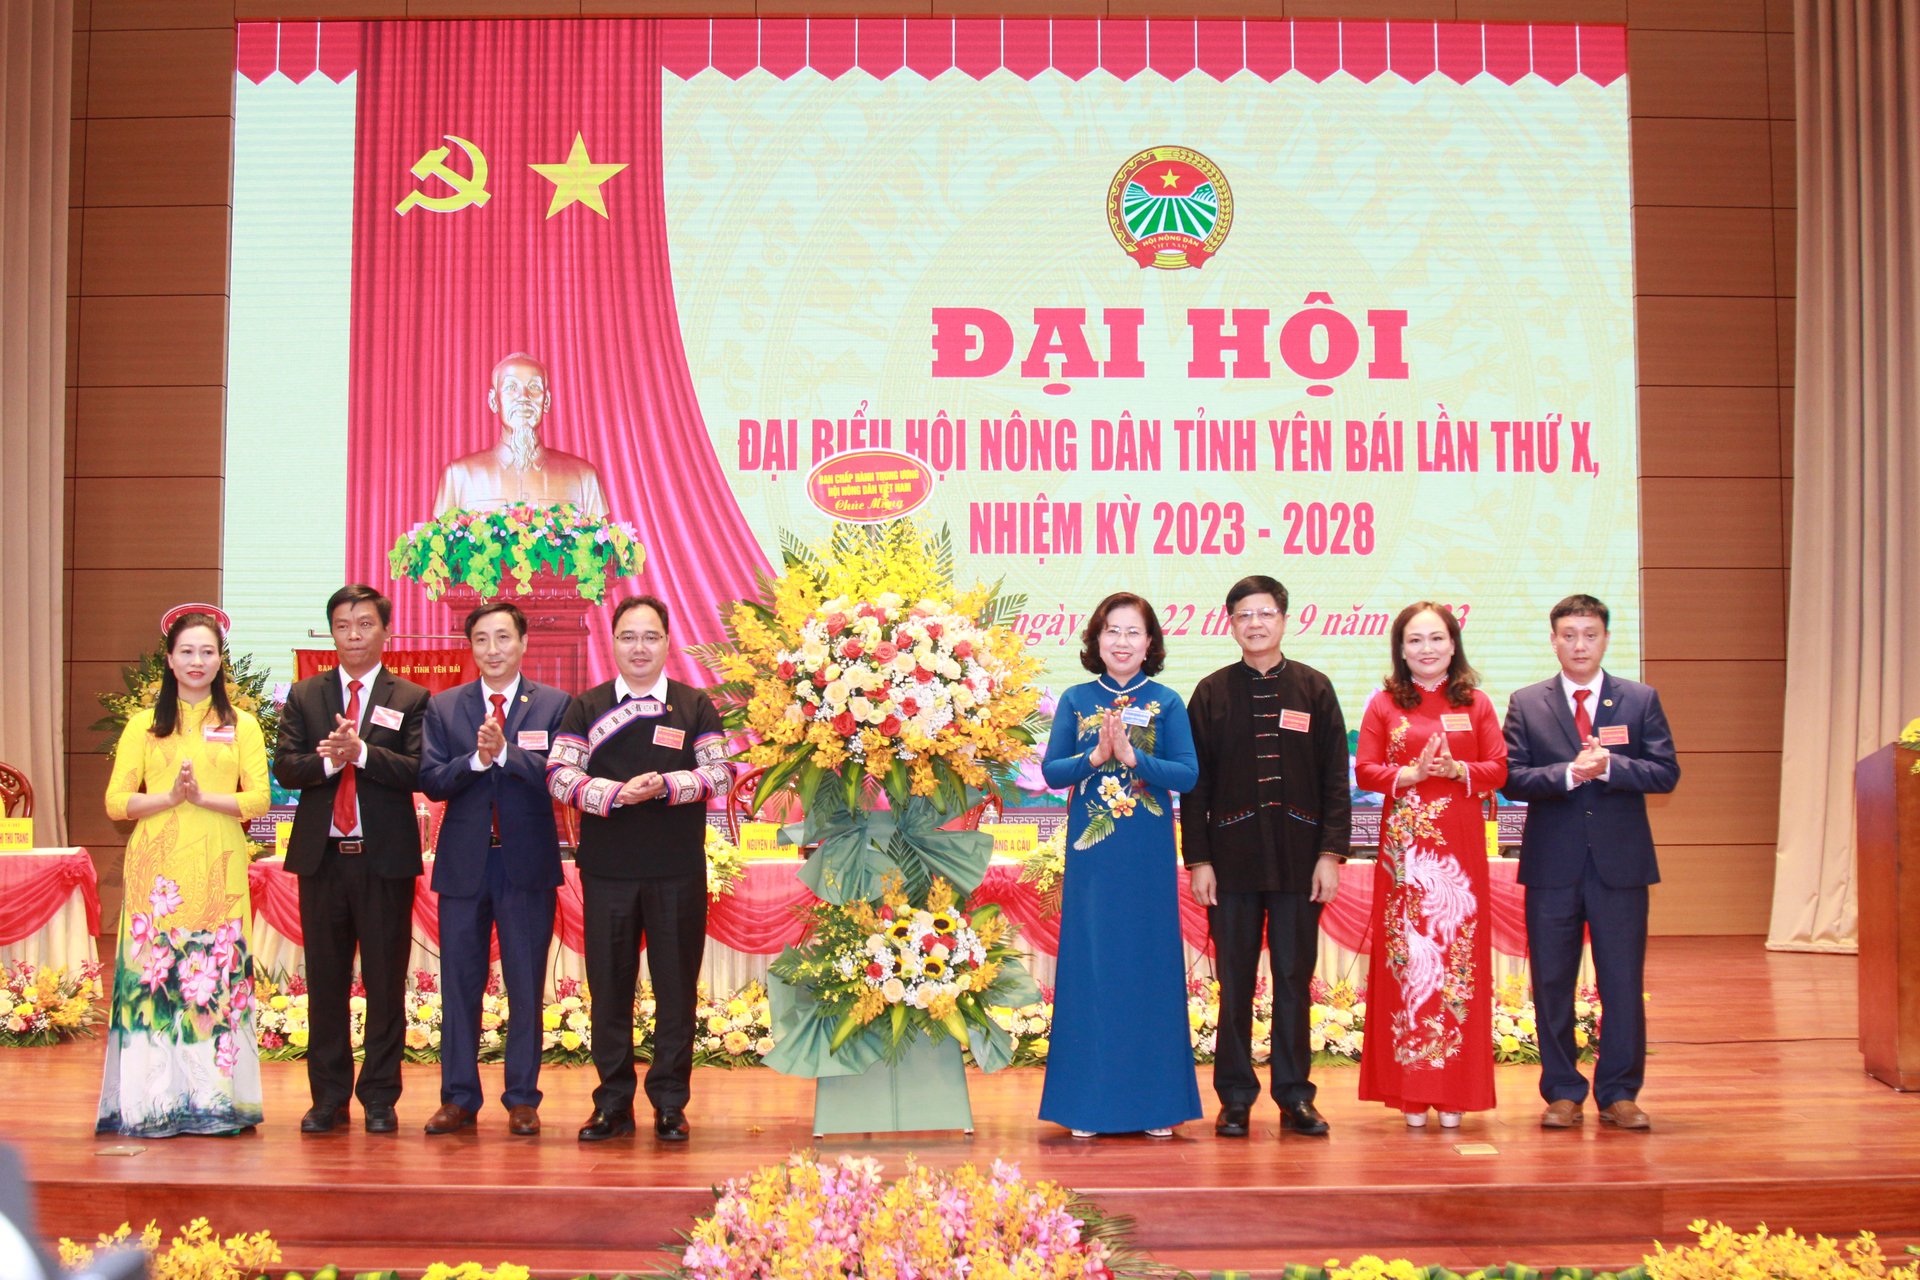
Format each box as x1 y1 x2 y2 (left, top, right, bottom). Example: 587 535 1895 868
578 1109 636 1141
654 1107 690 1141
363 1103 399 1133
299 1104 349 1134
1214 1103 1250 1138
1279 1099 1330 1136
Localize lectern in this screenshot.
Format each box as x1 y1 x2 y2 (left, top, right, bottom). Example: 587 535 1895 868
1856 742 1920 1089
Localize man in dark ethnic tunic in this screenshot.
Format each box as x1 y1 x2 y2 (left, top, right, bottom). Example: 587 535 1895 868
548 594 732 1142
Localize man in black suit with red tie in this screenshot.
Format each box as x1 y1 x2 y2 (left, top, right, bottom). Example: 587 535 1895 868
273 584 429 1135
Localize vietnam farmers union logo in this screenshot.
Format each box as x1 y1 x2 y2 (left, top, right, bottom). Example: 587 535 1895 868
1107 146 1233 270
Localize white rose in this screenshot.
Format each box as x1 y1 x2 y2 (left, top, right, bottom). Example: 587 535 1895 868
881 978 906 1003
849 696 875 722
823 680 850 707
937 657 963 679
951 685 976 711
801 639 828 665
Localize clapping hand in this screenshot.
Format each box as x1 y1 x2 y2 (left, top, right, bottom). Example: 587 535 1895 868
1104 709 1138 769
1570 736 1610 783
1433 735 1466 783
172 758 201 808
476 717 506 767
319 713 363 767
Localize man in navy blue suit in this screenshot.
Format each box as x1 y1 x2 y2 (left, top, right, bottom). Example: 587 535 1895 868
1502 594 1680 1132
419 601 571 1137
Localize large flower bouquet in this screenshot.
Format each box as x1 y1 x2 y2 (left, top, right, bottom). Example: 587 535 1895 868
0 961 103 1046
111 879 256 1076
698 519 1043 834
60 1218 281 1280
387 502 645 603
676 1154 1174 1280
769 875 1034 1067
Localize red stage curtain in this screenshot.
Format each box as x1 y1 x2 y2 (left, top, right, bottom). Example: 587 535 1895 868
246 860 306 944
0 851 101 945
706 865 817 955
341 21 768 682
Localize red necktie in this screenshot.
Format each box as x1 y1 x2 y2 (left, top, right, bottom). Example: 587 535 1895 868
1573 687 1594 741
489 693 507 840
331 678 363 834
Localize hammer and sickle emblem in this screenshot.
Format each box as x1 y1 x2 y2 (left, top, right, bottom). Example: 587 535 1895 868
394 134 491 216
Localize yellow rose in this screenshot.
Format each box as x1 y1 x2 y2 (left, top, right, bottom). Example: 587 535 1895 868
270 994 290 1011
1500 1034 1521 1054
706 1014 729 1034
290 1029 309 1048
1187 1005 1206 1029
561 1030 583 1051
542 1007 563 1031
1029 1037 1049 1056
480 1011 501 1031
1574 1028 1590 1048
723 1030 751 1055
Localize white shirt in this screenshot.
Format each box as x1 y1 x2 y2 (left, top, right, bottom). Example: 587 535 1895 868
469 675 522 772
1558 669 1611 789
616 672 668 704
325 662 383 836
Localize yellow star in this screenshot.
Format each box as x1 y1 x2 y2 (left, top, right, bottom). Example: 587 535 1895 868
1159 168 1182 190
529 133 627 219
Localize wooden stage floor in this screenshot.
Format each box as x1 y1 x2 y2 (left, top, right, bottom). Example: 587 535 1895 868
8 937 1920 1277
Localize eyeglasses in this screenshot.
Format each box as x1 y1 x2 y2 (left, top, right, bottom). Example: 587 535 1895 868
1102 627 1146 642
615 631 667 646
1231 608 1283 623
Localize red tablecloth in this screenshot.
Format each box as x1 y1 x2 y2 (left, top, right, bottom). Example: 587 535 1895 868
245 856 1529 961
0 849 101 946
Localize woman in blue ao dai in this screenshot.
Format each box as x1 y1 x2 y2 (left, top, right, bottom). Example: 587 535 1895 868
1040 593 1202 1138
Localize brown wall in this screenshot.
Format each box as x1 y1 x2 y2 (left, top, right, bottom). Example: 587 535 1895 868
63 0 1795 936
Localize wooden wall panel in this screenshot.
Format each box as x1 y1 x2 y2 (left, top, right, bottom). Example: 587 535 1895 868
1648 751 1782 845
1650 844 1775 934
1640 658 1784 752
91 0 236 28
57 0 1796 941
1638 386 1780 476
68 569 224 664
74 294 227 386
72 387 227 477
70 478 225 570
1628 30 1769 118
1460 0 1626 18
65 754 127 852
1643 569 1787 660
1638 297 1779 386
1628 0 1765 30
1635 206 1776 297
83 118 233 207
85 29 236 119
1640 477 1784 567
1631 118 1773 207
80 206 230 296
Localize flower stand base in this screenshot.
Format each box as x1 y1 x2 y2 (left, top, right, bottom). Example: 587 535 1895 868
812 1034 974 1136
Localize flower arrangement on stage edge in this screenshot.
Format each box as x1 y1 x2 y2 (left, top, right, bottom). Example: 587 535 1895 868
769 874 1030 1062
252 970 775 1068
987 993 1056 1066
387 502 645 603
0 961 103 1046
1491 974 1604 1065
93 644 281 759
59 1218 281 1280
703 824 747 900
674 1153 1179 1280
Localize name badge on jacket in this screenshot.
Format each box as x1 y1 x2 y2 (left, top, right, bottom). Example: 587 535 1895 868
369 704 405 731
1121 705 1153 727
517 730 550 751
1440 713 1471 732
203 724 236 744
1597 724 1631 746
653 725 686 750
1279 709 1312 732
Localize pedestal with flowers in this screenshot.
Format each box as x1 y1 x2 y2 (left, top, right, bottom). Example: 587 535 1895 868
388 502 645 689
695 520 1045 1134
